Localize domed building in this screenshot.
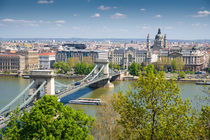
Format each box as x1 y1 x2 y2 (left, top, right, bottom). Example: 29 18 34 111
150 28 167 50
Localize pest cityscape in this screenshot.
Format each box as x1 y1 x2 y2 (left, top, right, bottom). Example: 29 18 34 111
0 0 209 139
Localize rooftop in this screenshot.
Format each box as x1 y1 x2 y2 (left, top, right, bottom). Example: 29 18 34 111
38 53 56 56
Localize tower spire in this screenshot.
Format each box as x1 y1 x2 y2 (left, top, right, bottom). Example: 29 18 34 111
164 34 167 48
147 34 150 51
158 28 161 34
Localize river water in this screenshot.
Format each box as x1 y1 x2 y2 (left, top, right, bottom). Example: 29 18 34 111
0 77 208 117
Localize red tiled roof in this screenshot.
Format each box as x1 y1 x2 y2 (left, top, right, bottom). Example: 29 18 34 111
38 53 55 56
0 54 19 57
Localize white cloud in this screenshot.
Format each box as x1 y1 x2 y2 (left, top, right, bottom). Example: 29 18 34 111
192 23 208 27
155 14 162 18
165 26 173 30
140 8 146 11
136 25 150 30
38 0 54 4
98 5 111 10
91 13 100 18
55 20 66 24
1 18 66 27
193 10 210 17
119 29 128 32
56 24 63 27
28 23 39 27
73 14 79 17
111 13 127 19
142 26 150 30
2 18 33 23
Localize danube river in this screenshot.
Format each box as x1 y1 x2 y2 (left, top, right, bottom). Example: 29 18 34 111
0 77 208 117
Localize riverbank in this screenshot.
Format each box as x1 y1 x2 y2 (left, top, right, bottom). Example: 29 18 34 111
0 73 85 79
0 73 18 77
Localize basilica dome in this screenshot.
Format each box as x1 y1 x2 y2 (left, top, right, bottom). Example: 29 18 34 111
155 28 163 40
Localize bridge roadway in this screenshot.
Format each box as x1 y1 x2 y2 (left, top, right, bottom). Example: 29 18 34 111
56 72 120 99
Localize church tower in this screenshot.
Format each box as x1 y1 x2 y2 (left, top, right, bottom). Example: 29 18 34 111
147 34 150 51
153 28 164 50
164 34 167 48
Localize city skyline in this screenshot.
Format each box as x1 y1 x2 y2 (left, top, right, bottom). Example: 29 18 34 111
0 0 210 40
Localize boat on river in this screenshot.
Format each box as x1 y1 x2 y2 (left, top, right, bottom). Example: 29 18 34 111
195 81 210 85
69 98 101 105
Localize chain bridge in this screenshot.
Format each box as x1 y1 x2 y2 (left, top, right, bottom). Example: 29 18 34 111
0 59 120 128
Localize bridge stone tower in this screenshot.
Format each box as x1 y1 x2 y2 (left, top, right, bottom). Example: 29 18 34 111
94 59 109 76
90 58 114 88
29 70 55 98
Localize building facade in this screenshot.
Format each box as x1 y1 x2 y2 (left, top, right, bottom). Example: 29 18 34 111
0 54 25 72
159 46 208 71
39 53 55 70
56 49 108 62
16 50 39 71
108 47 152 69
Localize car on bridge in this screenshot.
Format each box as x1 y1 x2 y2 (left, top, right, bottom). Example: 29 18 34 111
75 82 81 86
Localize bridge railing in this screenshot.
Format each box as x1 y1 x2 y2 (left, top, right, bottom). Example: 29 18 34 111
0 80 35 115
19 81 46 109
54 65 98 93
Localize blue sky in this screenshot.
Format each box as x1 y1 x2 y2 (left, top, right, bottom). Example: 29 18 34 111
0 0 210 39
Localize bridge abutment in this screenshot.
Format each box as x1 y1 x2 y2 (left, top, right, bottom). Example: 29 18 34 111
29 70 55 98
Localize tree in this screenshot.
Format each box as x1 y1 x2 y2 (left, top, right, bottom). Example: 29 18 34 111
112 65 206 139
128 62 141 76
109 62 120 71
1 95 94 140
82 56 93 65
175 57 185 71
178 71 186 78
171 59 177 72
171 58 185 72
155 57 171 72
68 57 80 68
53 61 70 74
74 62 94 75
91 95 122 140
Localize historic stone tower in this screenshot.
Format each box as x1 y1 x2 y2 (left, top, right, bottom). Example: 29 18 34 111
164 34 167 48
153 28 165 50
147 34 150 51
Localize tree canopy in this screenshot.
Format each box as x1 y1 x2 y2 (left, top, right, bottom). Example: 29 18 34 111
74 62 94 75
112 64 209 139
109 62 120 71
1 95 94 140
128 61 141 76
53 61 70 74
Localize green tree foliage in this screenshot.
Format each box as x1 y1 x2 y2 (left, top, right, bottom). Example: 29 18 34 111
109 62 120 71
112 65 209 139
1 95 94 140
178 71 186 78
53 61 70 74
74 62 94 75
68 57 80 68
91 95 122 140
171 58 185 72
128 62 141 76
155 57 172 72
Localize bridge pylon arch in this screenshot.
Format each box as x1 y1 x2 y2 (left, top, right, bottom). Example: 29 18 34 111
29 70 55 99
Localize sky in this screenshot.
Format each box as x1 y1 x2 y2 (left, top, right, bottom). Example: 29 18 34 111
0 0 210 40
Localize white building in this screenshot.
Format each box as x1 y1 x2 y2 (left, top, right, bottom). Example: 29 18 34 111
39 53 55 70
